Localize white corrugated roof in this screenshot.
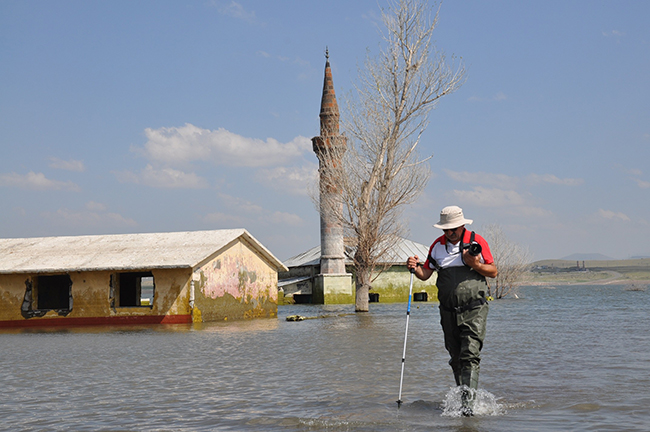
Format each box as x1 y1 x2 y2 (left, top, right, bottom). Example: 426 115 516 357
283 237 430 268
277 275 311 287
0 229 288 274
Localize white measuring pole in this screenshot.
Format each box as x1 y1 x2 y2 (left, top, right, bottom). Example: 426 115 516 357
397 269 415 408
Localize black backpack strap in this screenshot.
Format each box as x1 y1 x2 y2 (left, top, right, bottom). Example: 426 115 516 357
427 250 441 271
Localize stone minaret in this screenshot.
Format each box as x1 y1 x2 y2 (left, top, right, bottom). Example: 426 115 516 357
312 50 348 279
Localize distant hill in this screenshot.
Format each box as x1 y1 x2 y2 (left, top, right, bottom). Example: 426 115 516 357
529 256 650 283
560 253 614 261
532 257 650 269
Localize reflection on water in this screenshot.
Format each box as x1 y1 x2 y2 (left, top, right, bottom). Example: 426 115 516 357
0 285 649 431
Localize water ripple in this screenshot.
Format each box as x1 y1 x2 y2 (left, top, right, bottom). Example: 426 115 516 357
0 286 648 431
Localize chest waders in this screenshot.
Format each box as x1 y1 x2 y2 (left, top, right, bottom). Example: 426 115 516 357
435 253 489 416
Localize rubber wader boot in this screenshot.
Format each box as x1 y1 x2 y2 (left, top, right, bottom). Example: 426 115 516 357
452 363 461 386
459 368 479 416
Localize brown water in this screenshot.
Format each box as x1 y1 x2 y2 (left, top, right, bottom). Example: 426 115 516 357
1 285 649 431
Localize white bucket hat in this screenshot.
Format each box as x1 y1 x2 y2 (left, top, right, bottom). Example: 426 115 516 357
433 206 473 229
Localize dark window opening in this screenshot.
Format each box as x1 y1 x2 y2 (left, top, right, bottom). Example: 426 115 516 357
292 294 312 304
36 274 72 310
117 272 154 307
413 292 428 302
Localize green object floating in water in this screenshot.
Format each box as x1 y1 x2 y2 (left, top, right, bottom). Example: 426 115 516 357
286 315 306 321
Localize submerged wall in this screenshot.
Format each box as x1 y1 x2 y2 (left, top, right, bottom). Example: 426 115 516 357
192 238 279 321
0 268 191 327
366 266 438 303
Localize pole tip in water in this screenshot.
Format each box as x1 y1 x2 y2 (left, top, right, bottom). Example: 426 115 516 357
397 399 402 408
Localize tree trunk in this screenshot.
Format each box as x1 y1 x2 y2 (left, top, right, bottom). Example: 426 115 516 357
355 269 371 312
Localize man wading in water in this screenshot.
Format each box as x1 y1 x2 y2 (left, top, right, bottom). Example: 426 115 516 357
407 206 497 416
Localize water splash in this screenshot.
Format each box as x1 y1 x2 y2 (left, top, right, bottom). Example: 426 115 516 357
441 386 506 417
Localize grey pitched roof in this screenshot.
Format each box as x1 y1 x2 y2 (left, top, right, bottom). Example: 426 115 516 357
283 237 430 268
0 229 288 274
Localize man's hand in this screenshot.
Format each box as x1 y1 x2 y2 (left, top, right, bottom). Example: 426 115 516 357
406 255 434 281
462 249 481 269
406 255 420 271
462 249 498 278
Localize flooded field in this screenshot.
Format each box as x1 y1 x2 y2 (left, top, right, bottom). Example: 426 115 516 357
1 285 649 431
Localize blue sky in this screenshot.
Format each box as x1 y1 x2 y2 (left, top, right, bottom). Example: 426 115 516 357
1 0 649 261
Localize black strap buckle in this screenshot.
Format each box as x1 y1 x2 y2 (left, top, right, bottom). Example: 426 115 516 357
452 297 487 314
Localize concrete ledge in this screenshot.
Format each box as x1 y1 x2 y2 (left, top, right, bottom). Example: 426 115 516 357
313 273 353 304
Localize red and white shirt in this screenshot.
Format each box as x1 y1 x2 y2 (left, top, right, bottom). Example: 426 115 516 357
423 229 494 271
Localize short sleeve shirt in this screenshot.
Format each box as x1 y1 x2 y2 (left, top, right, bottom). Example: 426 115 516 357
423 229 494 271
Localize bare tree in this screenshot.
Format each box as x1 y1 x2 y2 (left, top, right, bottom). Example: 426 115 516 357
482 224 531 299
318 0 465 312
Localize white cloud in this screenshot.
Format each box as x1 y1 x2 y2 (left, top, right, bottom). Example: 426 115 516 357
138 124 311 168
42 208 136 227
85 201 107 212
625 167 643 176
451 186 552 218
445 170 583 187
614 165 650 188
508 206 553 218
0 171 80 191
452 186 528 207
114 165 208 189
202 199 303 227
467 92 508 102
215 1 257 23
265 211 303 226
445 170 517 188
218 193 264 214
49 157 85 172
634 179 650 189
255 164 318 195
526 173 583 186
602 30 624 38
597 209 630 222
202 212 243 225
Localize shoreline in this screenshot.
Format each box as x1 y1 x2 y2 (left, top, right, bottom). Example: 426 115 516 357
525 278 650 287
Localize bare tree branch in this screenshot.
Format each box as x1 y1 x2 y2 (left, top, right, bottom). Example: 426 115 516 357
314 0 465 311
483 224 532 299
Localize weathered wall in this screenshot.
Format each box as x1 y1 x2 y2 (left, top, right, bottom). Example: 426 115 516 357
313 273 353 304
278 265 316 302
193 239 278 321
0 268 191 326
0 274 28 322
365 266 438 303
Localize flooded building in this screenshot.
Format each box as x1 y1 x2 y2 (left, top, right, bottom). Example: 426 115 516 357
0 229 287 328
279 237 438 304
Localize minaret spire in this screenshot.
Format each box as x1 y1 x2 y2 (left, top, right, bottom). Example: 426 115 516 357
319 48 340 137
312 50 348 277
